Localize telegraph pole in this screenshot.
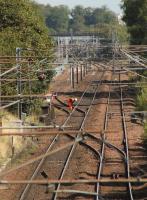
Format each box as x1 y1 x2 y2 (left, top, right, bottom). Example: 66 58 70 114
70 65 75 89
72 67 75 89
76 65 79 84
16 47 22 120
80 64 83 81
112 31 116 74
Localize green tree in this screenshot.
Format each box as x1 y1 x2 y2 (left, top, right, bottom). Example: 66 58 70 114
38 3 128 43
0 0 52 55
70 6 86 32
93 6 117 25
39 4 52 19
45 5 70 33
122 0 147 44
0 0 54 100
84 7 95 26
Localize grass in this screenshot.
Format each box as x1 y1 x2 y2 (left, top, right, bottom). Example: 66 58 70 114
7 140 38 167
136 88 147 111
135 74 147 137
0 110 39 170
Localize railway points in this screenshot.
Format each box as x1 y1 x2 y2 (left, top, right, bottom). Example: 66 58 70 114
0 34 147 200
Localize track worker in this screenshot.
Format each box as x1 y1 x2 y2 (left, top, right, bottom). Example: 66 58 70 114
67 98 78 110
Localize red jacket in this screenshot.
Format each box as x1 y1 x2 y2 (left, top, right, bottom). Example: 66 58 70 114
67 98 74 110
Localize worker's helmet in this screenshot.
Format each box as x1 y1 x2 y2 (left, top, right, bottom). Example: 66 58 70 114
74 98 78 101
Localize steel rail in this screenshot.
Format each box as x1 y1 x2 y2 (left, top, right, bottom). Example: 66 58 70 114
68 132 126 164
95 69 134 199
65 133 101 159
106 70 134 200
121 49 147 68
120 87 134 200
18 72 104 200
53 72 105 200
122 67 147 80
98 69 134 199
96 74 112 200
102 56 147 80
0 140 83 178
18 73 94 199
19 135 59 200
51 189 98 196
61 72 103 129
1 70 103 198
87 134 126 159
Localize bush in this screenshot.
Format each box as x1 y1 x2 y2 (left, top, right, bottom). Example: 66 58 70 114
0 0 53 55
136 88 147 111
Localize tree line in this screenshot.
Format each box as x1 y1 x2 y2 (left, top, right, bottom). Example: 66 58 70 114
38 0 147 45
39 4 117 33
0 0 147 56
0 0 52 55
0 0 54 109
38 4 128 43
122 0 147 45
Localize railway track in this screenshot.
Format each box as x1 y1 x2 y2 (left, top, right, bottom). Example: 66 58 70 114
49 70 136 200
18 70 105 200
2 64 145 200
96 72 133 200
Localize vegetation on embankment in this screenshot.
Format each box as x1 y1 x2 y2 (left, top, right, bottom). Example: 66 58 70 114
0 111 37 163
122 0 147 133
136 88 147 111
136 71 147 111
0 0 53 55
135 75 147 134
122 0 147 45
0 0 55 114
